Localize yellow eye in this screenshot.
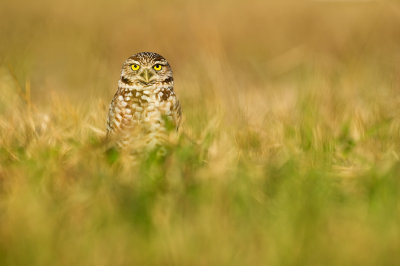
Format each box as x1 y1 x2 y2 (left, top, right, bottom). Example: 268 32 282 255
153 64 162 71
131 64 140 71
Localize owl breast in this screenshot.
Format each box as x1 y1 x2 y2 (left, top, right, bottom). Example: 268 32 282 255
108 85 179 150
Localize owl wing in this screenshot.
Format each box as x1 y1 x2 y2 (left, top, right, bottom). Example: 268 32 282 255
106 92 119 138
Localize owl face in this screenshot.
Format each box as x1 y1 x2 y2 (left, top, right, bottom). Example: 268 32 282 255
120 52 173 87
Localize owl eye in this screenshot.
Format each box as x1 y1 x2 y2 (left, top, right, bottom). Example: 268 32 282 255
153 64 162 71
131 64 140 71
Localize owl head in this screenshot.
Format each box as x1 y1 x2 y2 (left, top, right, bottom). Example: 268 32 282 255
120 52 173 87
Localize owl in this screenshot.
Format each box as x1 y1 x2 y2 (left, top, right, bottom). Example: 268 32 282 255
106 52 181 151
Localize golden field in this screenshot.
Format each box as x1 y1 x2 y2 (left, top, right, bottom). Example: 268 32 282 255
1 0 400 265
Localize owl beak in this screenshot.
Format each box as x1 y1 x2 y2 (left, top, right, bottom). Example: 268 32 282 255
140 69 154 83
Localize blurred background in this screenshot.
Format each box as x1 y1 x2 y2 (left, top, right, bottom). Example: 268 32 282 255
2 0 400 108
1 0 400 265
1 0 400 139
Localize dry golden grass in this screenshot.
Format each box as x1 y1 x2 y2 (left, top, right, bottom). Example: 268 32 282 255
1 0 400 265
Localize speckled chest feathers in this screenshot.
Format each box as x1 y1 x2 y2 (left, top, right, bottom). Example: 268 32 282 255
106 52 181 150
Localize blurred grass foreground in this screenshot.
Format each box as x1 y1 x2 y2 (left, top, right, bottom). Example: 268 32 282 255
1 0 400 265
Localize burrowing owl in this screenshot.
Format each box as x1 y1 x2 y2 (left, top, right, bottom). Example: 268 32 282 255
107 52 181 151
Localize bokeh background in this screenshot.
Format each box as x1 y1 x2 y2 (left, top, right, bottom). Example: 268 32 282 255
1 0 400 265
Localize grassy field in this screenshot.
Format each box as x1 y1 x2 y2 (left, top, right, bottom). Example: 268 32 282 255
1 0 400 265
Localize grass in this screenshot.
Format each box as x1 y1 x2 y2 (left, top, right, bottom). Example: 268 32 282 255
1 0 400 265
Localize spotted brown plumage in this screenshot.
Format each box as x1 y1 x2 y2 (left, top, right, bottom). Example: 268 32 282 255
107 52 181 151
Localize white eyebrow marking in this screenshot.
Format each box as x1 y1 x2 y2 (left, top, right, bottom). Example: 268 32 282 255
126 60 140 65
154 61 167 65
